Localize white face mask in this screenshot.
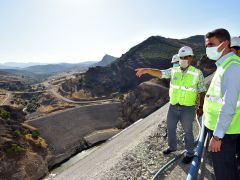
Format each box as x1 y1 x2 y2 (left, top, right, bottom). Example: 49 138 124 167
206 42 224 61
179 59 189 68
173 63 179 68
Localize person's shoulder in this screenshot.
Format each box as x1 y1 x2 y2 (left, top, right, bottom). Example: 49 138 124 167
227 54 240 69
223 64 240 84
231 54 240 61
192 66 203 74
226 63 240 74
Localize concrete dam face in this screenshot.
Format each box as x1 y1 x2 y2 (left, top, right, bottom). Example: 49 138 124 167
26 102 121 167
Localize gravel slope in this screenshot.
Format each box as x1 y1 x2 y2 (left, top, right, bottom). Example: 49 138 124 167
103 112 195 180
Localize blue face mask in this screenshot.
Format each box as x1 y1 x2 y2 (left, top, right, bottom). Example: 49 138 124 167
173 63 179 68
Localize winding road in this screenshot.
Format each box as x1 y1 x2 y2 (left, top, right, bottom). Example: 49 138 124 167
44 81 116 105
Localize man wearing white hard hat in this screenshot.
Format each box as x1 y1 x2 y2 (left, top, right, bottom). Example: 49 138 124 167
171 54 180 67
230 36 240 56
135 47 206 164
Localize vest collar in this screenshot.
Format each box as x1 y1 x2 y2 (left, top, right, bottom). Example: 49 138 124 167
180 65 194 73
216 52 234 67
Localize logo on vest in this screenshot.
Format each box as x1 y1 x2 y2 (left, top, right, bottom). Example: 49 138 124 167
173 76 178 80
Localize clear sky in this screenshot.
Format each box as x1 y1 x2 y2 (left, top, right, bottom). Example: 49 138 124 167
0 0 239 64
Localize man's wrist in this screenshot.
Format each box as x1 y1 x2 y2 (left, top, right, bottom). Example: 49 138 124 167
143 68 149 74
213 135 222 141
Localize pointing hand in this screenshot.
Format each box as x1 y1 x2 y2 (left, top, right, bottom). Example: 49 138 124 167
135 68 147 77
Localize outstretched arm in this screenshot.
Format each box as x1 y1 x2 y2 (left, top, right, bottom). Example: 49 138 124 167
135 68 162 78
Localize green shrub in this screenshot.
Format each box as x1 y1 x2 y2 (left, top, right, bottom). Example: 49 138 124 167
26 103 38 113
0 108 10 120
6 144 25 155
26 95 39 113
14 130 23 137
31 130 40 139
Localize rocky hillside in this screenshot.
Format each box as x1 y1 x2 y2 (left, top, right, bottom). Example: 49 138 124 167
0 70 37 91
0 106 49 179
197 54 216 76
120 78 170 128
61 35 206 97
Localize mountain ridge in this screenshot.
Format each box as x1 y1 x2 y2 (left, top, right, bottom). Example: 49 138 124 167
65 35 206 97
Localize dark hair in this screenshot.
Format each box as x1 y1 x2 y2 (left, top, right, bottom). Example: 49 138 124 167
205 28 231 42
231 46 240 51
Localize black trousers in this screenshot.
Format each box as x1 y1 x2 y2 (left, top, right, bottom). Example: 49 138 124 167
207 129 240 180
237 136 240 179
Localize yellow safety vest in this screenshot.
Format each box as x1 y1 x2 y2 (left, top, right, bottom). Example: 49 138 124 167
169 65 200 106
204 54 240 134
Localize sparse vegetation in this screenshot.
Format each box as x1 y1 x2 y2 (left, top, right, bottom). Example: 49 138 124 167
25 134 48 148
26 95 39 113
77 77 86 90
31 130 40 139
0 108 10 120
6 144 25 155
12 97 27 107
14 130 24 137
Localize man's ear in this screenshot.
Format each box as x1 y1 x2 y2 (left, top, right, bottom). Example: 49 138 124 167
219 40 229 51
224 40 230 48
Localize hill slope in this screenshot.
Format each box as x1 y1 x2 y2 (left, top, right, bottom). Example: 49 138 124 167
63 35 206 96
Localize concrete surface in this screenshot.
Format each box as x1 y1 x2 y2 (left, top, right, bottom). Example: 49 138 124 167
52 103 170 180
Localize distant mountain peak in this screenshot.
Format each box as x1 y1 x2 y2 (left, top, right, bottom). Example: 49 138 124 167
93 54 117 67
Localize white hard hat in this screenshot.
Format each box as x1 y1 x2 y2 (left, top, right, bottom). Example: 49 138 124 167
171 54 180 63
178 46 194 57
231 37 240 47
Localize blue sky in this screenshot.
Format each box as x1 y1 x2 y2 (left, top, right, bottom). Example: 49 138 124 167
0 0 239 63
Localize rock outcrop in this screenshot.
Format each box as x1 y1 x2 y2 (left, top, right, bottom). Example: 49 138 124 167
197 54 217 76
0 106 49 180
120 78 169 127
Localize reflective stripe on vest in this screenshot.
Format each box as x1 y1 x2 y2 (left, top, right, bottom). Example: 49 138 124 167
204 54 240 134
170 84 197 92
169 66 200 106
205 96 240 108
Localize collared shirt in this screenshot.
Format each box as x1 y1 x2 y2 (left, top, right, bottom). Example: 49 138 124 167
212 52 240 138
160 66 206 93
